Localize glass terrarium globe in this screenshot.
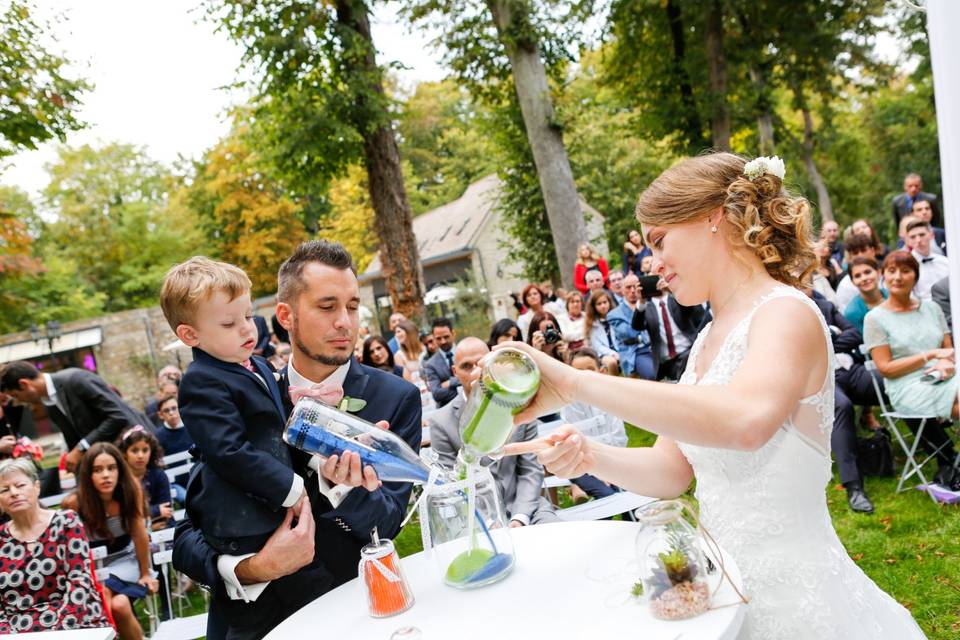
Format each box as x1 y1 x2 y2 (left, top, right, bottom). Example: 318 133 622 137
421 463 515 590
635 500 711 620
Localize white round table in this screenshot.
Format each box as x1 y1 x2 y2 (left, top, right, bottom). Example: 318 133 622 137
267 520 746 640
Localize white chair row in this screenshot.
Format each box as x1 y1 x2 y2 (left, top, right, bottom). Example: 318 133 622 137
146 527 207 640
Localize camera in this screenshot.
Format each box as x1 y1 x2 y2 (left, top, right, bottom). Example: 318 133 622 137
543 324 562 345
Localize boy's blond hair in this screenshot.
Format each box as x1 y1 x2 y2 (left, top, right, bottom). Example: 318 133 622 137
160 257 251 331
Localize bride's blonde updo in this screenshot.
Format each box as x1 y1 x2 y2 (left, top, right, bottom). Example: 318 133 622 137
635 152 817 288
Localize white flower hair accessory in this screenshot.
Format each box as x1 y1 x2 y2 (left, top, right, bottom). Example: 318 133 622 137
743 156 786 181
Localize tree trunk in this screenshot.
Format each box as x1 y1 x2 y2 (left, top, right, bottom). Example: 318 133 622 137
796 89 833 222
487 0 588 291
664 0 706 152
335 0 425 319
748 63 775 155
704 0 730 151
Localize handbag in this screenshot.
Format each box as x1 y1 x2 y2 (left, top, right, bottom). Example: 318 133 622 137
857 428 895 477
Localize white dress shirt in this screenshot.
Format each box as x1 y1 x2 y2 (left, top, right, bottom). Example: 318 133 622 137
217 358 353 603
912 250 950 301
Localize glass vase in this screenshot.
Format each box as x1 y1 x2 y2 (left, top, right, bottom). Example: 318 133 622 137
635 500 711 620
420 462 515 589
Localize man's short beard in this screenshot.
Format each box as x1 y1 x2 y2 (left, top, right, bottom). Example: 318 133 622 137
291 316 351 367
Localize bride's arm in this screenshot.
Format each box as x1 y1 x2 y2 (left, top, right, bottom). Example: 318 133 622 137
512 297 827 452
536 426 693 498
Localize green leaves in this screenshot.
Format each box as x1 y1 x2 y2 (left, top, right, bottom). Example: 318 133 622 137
0 1 89 157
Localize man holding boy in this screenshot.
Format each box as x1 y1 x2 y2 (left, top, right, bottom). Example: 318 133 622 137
172 242 421 639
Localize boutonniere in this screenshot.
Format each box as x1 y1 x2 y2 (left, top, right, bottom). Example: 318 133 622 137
338 396 367 413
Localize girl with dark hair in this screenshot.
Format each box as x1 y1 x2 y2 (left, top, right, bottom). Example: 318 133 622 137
116 426 172 530
488 318 521 348
623 229 652 277
393 320 425 383
62 442 157 640
526 311 567 363
583 290 621 376
516 284 546 339
362 335 403 376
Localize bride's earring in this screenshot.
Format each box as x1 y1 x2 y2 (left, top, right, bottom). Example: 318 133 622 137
710 225 718 233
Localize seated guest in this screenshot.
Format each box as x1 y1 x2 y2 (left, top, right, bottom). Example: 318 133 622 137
557 291 586 350
607 274 655 380
268 342 292 370
560 349 631 510
864 251 959 485
821 220 844 266
895 214 918 252
144 365 181 428
428 338 558 526
487 318 522 348
420 331 438 366
117 426 172 530
608 270 625 306
516 284 549 339
1 362 152 473
843 257 888 335
907 220 950 301
154 394 192 505
63 443 158 640
834 233 883 313
623 229 652 277
527 311 569 365
812 241 842 305
573 243 609 295
361 335 404 377
0 458 111 633
584 290 621 376
631 281 708 381
253 314 275 359
423 317 460 407
911 199 946 255
583 270 607 302
386 312 406 354
393 320 426 383
810 290 884 513
849 219 888 261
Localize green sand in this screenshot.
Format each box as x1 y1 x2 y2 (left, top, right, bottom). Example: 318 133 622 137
445 549 495 584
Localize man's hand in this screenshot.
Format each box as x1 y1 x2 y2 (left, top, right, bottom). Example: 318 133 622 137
508 520 525 529
158 502 173 519
0 435 16 455
239 496 316 584
64 446 83 473
319 420 387 492
441 380 451 388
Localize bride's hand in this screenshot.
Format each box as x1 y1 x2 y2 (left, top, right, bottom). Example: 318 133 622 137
491 341 579 424
536 426 595 478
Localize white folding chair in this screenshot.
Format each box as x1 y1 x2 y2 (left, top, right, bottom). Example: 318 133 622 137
862 350 949 498
148 527 208 640
161 451 192 467
39 492 69 508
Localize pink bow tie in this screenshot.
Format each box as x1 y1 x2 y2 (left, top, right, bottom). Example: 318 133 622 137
289 381 345 407
241 359 256 373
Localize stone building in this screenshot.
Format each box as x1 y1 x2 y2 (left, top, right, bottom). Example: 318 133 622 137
358 174 606 332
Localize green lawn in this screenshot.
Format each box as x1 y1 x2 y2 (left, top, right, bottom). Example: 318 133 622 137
145 423 960 638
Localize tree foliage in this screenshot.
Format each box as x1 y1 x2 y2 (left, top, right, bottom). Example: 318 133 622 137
0 1 89 157
41 143 201 311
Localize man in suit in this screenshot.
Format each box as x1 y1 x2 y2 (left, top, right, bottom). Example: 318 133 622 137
423 317 459 407
144 365 181 428
809 290 882 514
606 274 655 379
1 362 151 472
892 173 940 228
428 337 557 526
172 240 421 640
630 281 709 381
253 314 275 358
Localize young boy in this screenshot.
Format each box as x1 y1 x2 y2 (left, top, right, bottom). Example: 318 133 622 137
159 259 324 600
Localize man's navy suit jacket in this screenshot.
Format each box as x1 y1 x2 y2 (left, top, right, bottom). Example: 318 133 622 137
172 356 421 639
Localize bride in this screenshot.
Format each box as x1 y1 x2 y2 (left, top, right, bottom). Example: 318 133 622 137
501 152 926 639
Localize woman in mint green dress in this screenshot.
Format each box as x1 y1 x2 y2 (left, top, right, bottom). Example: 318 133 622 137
864 251 958 477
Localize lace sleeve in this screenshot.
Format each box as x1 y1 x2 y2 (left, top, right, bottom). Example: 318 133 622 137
862 310 889 352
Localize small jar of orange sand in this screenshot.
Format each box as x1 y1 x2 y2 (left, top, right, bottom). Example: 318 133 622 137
359 528 414 617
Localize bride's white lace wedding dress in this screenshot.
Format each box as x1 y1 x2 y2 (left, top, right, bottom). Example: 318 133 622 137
676 286 926 639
